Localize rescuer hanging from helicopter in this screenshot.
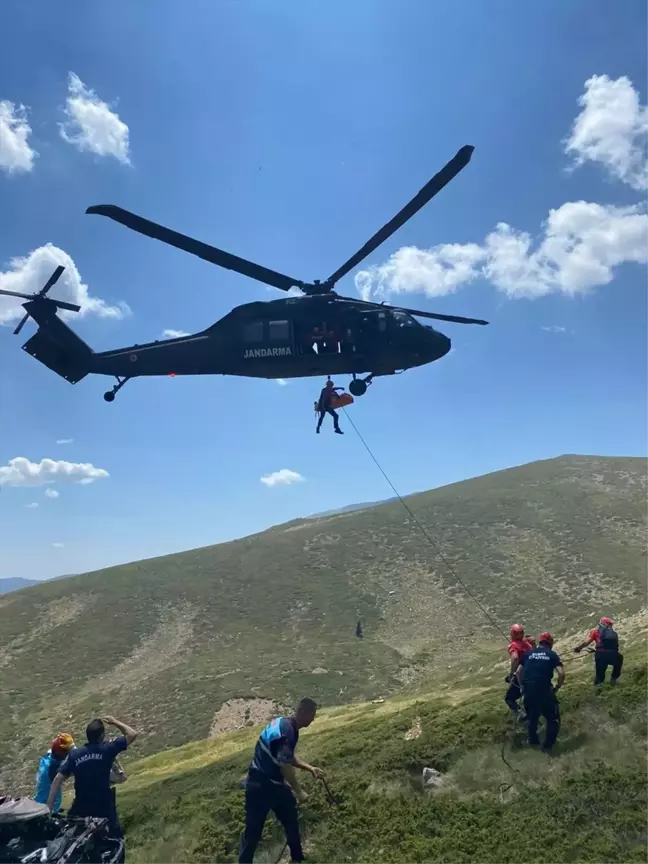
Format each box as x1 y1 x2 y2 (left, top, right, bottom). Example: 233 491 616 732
316 380 344 434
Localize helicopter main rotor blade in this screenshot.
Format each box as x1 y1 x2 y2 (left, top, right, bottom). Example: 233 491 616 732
86 205 305 293
392 305 488 326
327 145 475 287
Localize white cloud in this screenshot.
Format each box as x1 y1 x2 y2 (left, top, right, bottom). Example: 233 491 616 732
0 243 129 325
0 100 37 175
355 243 486 301
260 468 305 487
59 72 130 165
275 378 288 386
52 542 65 549
0 457 109 488
565 74 647 191
56 438 74 445
44 488 60 499
541 325 567 333
25 502 39 509
162 329 190 339
356 201 647 301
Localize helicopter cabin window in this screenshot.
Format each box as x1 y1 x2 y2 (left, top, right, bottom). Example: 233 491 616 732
268 320 290 341
392 310 417 328
243 321 264 343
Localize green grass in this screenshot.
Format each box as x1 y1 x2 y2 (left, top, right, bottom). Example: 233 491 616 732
114 643 647 863
1 454 645 790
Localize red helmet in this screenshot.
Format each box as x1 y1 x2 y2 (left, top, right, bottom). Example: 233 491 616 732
539 631 553 646
599 616 613 626
510 624 524 639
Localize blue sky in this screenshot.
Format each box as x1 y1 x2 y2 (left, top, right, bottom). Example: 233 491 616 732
1 0 646 580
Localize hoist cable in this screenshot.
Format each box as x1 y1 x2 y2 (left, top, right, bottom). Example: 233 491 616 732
342 408 508 641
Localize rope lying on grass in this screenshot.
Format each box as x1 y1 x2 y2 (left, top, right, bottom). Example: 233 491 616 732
274 777 339 864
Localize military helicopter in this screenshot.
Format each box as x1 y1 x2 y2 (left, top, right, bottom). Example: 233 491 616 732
1 145 487 403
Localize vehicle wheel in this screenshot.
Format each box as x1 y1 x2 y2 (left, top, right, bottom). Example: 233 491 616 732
104 391 116 402
349 379 367 397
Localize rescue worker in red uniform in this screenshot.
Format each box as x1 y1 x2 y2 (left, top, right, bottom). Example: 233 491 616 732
504 624 535 717
574 616 623 685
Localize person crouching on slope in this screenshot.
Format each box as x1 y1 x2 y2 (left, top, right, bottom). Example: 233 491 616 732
516 632 565 753
239 698 324 864
573 616 623 686
47 715 137 850
34 733 75 814
504 624 535 718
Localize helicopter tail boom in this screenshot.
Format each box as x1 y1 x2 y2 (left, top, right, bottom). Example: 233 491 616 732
21 300 93 385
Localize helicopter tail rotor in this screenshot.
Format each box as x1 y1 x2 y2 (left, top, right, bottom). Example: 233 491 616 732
0 266 81 335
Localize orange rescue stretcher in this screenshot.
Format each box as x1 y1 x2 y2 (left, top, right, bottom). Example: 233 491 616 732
313 392 354 412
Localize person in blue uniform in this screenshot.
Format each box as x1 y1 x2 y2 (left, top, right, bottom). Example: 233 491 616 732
239 698 323 863
46 715 137 855
516 632 565 752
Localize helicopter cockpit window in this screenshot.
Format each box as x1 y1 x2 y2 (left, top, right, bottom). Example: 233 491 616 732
243 321 264 343
268 320 290 341
392 310 417 327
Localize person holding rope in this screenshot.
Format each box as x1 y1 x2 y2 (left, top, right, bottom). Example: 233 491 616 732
516 632 564 752
504 624 535 718
239 698 323 864
573 616 623 686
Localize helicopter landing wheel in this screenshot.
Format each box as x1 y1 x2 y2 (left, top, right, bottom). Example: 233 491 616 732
103 376 130 403
349 379 367 397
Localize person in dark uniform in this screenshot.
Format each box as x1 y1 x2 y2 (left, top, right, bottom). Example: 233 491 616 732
573 616 623 686
316 380 344 435
239 699 323 863
47 715 137 858
516 632 565 752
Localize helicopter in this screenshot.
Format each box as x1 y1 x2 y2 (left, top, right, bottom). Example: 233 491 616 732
1 144 488 403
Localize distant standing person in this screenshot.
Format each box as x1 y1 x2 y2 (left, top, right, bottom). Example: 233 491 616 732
516 632 565 752
47 716 137 852
239 698 323 864
34 733 75 813
316 380 344 435
574 616 623 686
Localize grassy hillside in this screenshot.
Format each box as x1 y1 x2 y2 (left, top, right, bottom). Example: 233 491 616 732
1 454 645 790
115 626 647 863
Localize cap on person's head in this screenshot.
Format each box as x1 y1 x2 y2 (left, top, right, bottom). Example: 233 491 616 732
599 616 613 626
538 631 553 646
510 623 524 639
86 718 105 743
51 733 74 759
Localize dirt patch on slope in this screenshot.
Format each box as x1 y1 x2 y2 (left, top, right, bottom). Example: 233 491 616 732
210 698 276 737
0 593 96 668
79 602 198 696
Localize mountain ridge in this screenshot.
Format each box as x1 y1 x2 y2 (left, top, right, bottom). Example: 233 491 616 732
0 453 645 791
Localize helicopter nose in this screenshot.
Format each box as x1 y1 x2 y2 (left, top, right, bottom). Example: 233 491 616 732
436 332 451 358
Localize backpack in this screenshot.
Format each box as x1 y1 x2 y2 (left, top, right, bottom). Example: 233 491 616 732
598 624 619 651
